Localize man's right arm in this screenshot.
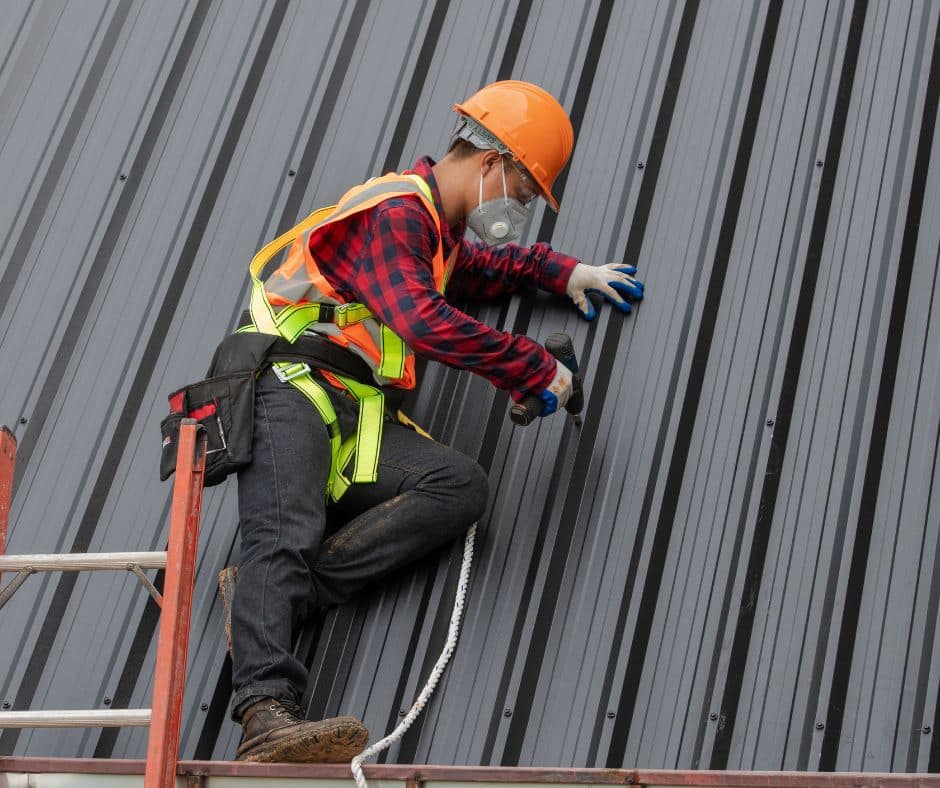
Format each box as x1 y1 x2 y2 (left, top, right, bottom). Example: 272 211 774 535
347 199 558 398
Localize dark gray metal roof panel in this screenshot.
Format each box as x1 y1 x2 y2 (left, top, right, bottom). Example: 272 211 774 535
1 0 939 775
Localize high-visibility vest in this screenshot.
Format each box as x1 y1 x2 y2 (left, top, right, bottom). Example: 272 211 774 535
243 172 456 501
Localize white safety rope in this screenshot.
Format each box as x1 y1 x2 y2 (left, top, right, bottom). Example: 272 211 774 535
351 524 476 788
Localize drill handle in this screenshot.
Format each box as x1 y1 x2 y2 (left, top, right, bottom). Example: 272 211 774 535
509 332 583 426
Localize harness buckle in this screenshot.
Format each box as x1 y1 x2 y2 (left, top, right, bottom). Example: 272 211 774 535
273 362 311 383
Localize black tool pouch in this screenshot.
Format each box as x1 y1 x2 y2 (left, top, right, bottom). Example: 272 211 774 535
160 371 255 487
159 330 374 486
160 333 280 486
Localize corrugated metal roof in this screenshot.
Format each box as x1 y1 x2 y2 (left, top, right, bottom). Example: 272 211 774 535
1 0 939 773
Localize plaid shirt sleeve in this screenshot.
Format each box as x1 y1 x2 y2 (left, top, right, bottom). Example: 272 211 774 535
346 197 557 395
446 239 579 301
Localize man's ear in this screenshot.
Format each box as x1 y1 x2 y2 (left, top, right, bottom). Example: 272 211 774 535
479 149 501 176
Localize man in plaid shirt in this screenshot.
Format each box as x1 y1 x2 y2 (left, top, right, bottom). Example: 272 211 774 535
229 81 645 763
298 154 578 396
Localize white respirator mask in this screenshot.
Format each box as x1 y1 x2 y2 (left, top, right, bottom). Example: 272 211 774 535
466 159 531 246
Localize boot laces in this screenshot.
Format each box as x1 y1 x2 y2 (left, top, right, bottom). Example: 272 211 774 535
270 699 305 723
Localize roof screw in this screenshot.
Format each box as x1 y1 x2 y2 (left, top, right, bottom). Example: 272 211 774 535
399 709 406 716
119 173 127 181
816 159 823 167
607 711 616 719
923 725 932 735
288 169 296 177
1 701 10 709
637 161 645 170
766 419 774 427
18 417 27 425
709 712 718 721
103 697 112 706
503 708 512 717
815 722 824 730
200 702 209 711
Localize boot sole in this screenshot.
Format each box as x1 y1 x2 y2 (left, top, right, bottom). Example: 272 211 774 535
218 566 237 658
237 716 369 764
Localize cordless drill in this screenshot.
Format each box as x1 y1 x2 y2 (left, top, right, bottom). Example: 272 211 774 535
510 332 584 426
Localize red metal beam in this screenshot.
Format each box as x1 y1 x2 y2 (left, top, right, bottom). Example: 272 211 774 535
2 758 939 787
0 427 16 583
144 421 207 788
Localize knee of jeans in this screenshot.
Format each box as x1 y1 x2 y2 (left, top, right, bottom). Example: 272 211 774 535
447 456 489 525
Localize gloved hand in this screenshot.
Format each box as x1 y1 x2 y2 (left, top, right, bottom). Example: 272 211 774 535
566 263 644 320
537 359 574 417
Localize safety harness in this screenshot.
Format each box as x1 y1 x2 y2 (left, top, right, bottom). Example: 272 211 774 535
244 172 456 501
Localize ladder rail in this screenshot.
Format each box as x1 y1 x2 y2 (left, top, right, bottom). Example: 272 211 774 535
144 420 206 788
0 420 206 788
0 426 15 583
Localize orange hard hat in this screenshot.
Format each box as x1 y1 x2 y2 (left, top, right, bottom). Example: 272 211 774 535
454 80 574 211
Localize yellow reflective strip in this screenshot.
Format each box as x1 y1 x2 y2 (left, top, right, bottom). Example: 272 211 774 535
331 176 431 220
335 303 373 327
441 247 458 294
249 206 335 282
274 364 344 500
353 394 383 483
377 324 407 379
404 173 433 203
250 280 279 335
336 436 358 487
248 206 336 337
334 375 384 485
331 470 351 502
275 303 325 341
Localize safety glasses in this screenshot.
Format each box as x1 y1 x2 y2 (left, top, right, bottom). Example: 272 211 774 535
505 157 540 206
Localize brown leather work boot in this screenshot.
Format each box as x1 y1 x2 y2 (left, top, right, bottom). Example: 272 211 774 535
236 697 369 763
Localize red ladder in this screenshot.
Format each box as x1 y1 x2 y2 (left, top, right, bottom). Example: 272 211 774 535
0 420 207 788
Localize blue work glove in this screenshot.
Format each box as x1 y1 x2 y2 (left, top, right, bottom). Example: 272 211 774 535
566 263 645 320
536 359 574 417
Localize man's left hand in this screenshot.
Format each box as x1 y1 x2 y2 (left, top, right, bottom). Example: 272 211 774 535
566 263 644 320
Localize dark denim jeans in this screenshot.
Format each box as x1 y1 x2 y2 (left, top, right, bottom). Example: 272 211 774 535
229 367 488 718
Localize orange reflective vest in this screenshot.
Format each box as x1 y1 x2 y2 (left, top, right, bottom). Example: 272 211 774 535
244 172 454 501
257 172 456 389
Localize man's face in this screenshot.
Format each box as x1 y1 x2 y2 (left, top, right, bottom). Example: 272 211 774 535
479 152 540 206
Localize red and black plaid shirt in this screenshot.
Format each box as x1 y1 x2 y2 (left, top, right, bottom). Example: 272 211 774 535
308 157 578 396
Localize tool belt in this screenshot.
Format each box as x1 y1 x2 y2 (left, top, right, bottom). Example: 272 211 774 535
159 332 377 488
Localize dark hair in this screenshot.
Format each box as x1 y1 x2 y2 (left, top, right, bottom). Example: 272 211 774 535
447 137 484 159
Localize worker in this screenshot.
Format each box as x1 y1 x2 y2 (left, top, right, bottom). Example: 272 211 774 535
227 80 645 763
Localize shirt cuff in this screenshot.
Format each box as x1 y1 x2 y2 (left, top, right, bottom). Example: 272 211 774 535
539 250 580 295
523 346 558 395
